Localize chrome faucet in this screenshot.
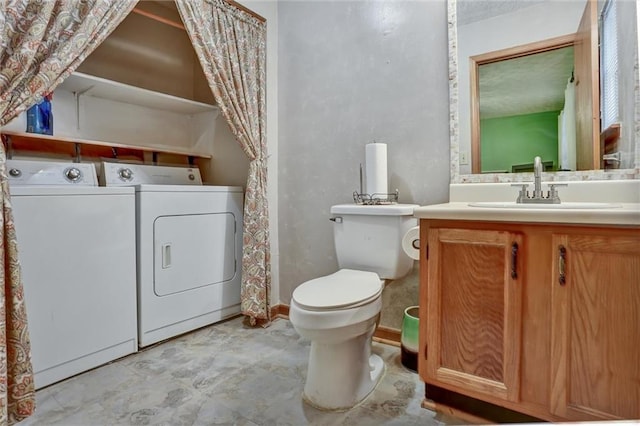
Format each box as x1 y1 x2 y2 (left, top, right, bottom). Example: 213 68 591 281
533 156 543 199
511 156 567 204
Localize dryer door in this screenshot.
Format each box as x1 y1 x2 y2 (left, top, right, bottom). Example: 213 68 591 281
154 213 237 296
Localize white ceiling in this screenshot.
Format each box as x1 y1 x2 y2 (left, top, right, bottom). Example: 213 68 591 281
479 46 575 119
457 0 547 26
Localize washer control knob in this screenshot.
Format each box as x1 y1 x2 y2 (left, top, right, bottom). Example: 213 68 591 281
65 167 82 182
8 168 21 178
118 168 133 181
188 173 195 181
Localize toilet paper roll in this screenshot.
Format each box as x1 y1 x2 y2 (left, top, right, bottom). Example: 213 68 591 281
402 226 420 260
365 143 388 198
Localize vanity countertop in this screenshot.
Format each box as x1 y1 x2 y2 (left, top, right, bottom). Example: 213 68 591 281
413 202 640 226
414 180 640 226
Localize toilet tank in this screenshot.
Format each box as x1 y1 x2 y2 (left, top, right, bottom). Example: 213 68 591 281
330 204 419 280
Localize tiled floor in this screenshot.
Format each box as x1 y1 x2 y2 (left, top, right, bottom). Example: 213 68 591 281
18 316 462 425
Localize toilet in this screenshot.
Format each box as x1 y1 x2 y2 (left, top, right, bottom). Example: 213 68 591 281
289 203 418 410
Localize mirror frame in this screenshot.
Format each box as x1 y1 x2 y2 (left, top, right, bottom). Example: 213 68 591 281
448 0 640 184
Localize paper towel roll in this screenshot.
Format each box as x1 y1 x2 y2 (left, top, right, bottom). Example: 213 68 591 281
365 143 388 198
402 226 420 260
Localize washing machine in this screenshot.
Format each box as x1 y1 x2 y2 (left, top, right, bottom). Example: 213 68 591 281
101 162 243 347
7 159 137 389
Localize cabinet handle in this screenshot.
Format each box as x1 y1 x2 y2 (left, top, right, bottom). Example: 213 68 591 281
558 245 566 286
162 243 172 269
510 242 518 279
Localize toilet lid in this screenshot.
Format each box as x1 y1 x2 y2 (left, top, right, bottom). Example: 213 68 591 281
292 269 382 310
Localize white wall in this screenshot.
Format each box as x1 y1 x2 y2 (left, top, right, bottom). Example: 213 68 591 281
277 0 451 326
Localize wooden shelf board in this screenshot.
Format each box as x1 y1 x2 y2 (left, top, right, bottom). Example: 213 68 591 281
601 123 621 153
1 130 212 159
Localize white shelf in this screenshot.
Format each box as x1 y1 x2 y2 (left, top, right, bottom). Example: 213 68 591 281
58 72 218 115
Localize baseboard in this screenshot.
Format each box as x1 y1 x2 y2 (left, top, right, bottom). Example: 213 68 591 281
269 304 401 346
270 304 289 319
373 325 401 347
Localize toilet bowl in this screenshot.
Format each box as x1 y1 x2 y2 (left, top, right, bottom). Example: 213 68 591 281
289 269 385 411
289 203 418 411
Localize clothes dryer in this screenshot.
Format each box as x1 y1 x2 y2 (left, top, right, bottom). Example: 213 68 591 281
7 159 137 389
101 162 243 347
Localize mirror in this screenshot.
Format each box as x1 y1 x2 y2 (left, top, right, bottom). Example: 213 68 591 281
449 0 639 182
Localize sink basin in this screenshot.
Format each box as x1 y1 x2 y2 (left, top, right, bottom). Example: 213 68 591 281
468 201 624 210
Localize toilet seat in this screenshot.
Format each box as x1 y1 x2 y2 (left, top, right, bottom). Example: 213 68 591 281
292 269 382 311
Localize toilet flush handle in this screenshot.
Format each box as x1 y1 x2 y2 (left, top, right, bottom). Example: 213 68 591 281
329 217 343 223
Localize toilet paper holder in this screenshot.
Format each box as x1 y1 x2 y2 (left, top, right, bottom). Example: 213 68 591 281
402 226 421 260
353 189 399 205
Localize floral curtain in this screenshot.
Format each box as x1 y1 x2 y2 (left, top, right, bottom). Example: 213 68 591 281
177 0 270 325
0 1 136 423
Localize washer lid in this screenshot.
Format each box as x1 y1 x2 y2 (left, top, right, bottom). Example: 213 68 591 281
292 269 382 310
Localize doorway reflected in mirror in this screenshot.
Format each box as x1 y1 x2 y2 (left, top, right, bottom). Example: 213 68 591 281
474 44 575 174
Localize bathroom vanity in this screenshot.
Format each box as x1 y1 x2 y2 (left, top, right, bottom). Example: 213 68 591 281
431 0 640 419
414 182 640 422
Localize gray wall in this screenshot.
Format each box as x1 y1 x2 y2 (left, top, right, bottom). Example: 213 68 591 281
278 0 451 328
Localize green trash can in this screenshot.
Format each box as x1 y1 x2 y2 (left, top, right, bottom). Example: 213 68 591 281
400 305 419 372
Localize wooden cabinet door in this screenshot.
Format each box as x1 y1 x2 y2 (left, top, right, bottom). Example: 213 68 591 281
426 228 523 402
550 233 640 420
